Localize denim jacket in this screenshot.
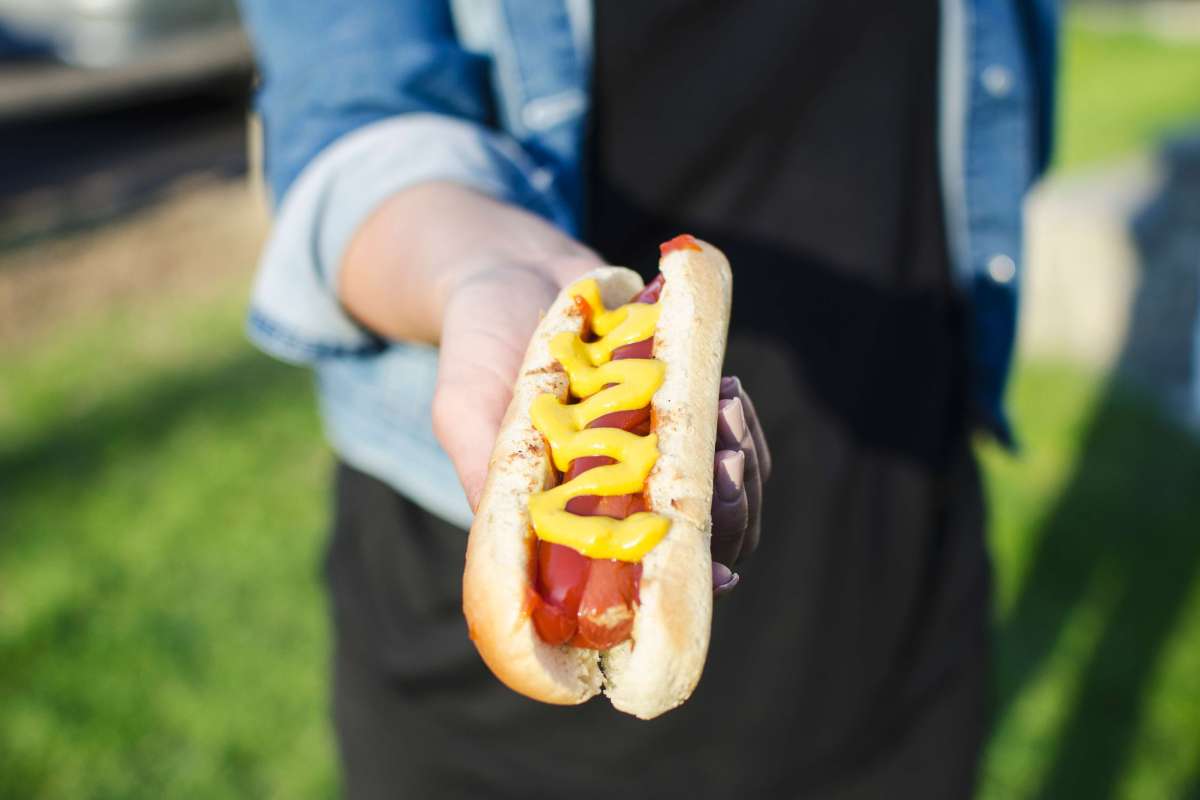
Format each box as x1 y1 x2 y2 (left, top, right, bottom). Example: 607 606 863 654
237 0 1058 529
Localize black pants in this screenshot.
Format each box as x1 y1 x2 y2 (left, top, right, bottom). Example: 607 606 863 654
325 339 990 799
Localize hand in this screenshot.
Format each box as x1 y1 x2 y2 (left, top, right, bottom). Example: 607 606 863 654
338 181 602 506
711 376 772 595
339 183 771 596
431 255 600 509
436 270 771 598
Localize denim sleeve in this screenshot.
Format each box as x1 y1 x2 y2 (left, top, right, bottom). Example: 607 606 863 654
245 114 572 362
237 0 575 363
238 0 493 201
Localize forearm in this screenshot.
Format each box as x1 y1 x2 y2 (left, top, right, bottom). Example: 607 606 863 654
338 182 598 343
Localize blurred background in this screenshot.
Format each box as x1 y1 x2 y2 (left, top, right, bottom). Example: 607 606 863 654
1 1 1198 797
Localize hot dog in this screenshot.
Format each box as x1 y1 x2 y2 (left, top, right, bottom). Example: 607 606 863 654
462 235 732 719
531 273 663 650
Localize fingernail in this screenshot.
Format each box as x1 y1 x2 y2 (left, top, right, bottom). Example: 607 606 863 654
715 450 744 501
718 397 747 446
713 562 741 593
720 376 738 399
714 566 740 595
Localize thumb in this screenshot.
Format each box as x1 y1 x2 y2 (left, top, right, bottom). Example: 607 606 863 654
431 266 559 510
432 369 505 511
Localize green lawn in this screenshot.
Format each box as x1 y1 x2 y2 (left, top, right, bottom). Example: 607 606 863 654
3 9 1200 800
0 287 336 798
5 282 1198 798
1057 10 1200 171
979 365 1200 800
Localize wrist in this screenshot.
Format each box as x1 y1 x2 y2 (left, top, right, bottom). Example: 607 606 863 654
339 181 599 343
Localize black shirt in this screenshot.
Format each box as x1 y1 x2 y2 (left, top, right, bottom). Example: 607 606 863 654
589 0 967 466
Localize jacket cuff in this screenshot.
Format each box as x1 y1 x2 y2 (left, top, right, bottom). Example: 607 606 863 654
247 113 574 364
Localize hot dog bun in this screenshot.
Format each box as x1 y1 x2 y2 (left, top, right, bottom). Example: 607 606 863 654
463 240 732 719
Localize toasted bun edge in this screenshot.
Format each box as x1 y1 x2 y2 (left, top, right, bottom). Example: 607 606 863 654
604 240 732 719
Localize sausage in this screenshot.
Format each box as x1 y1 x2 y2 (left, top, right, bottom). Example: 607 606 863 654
573 558 640 649
530 538 587 645
632 272 666 304
529 275 663 649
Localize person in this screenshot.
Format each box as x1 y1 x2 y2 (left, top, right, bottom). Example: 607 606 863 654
237 2 1057 797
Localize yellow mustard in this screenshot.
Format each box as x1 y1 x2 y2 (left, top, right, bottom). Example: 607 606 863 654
528 278 669 562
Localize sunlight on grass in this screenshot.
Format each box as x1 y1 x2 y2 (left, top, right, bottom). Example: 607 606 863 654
6 291 1199 797
0 286 336 798
978 363 1104 617
1118 577 1200 799
1057 12 1200 172
979 362 1200 799
981 567 1119 799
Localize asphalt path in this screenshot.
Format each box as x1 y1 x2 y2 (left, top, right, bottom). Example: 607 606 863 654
0 74 250 246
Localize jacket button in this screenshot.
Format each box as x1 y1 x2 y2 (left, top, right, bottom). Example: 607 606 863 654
982 64 1013 98
987 254 1017 284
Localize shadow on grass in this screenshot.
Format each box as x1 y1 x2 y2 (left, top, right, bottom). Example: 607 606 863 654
0 348 311 551
0 348 318 798
995 386 1200 798
996 136 1200 797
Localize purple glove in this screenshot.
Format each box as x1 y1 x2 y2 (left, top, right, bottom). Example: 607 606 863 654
710 376 772 595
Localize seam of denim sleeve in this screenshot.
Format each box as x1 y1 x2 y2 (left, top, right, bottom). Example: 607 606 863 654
248 114 578 367
305 114 577 295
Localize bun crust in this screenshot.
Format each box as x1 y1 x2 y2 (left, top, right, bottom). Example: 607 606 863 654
605 242 731 718
462 242 732 718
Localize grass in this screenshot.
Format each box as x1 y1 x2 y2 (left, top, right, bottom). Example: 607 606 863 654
5 287 1198 798
0 286 336 798
4 8 1200 799
1056 9 1200 172
979 364 1200 799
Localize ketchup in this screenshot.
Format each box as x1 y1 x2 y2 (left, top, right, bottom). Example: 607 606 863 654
529 273 665 649
659 233 701 256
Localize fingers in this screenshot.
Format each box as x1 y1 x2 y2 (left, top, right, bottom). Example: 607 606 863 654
741 438 764 558
432 368 509 511
715 394 765 561
433 270 558 510
712 561 740 596
739 387 772 481
716 391 746 446
711 449 747 566
721 376 772 480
